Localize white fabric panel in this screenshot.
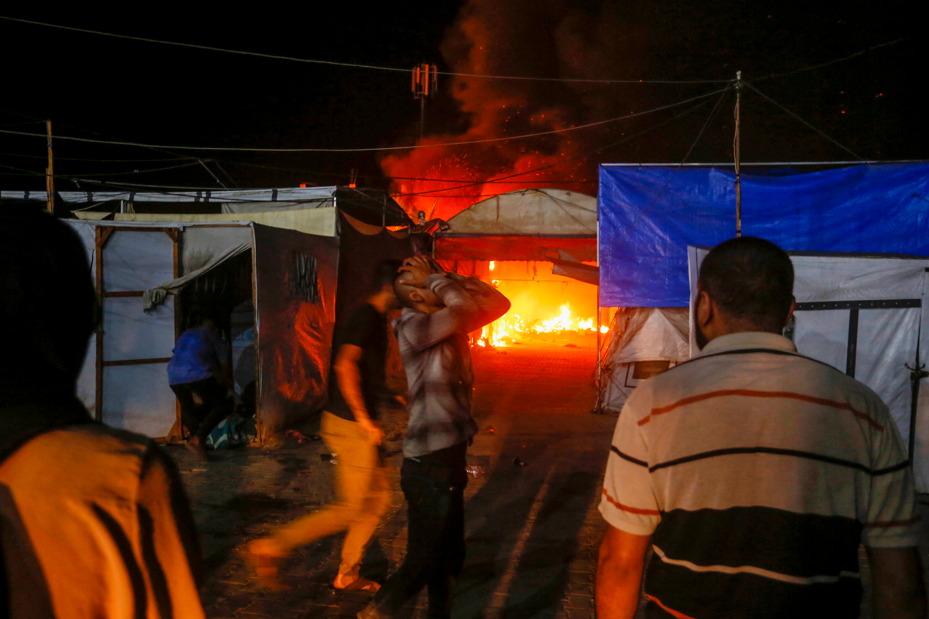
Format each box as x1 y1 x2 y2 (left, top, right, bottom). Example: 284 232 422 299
613 309 689 365
221 200 333 214
3 187 337 203
792 255 928 302
65 220 98 264
182 225 253 272
792 310 850 373
76 332 96 412
447 188 597 235
115 209 337 237
103 297 176 361
855 308 919 446
103 230 174 291
917 273 929 492
102 363 175 438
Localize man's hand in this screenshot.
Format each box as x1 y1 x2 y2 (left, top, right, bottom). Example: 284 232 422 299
358 418 383 445
399 256 445 288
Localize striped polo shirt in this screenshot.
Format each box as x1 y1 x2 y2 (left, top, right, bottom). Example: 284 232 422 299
600 331 920 619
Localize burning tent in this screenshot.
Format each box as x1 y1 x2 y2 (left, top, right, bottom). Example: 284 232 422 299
436 188 604 348
597 161 929 490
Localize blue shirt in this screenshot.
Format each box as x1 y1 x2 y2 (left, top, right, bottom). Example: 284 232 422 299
167 328 228 386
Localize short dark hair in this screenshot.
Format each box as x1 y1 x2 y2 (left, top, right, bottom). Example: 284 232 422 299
698 236 794 332
372 259 403 294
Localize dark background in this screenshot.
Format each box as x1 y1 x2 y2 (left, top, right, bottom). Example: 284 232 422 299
0 2 923 218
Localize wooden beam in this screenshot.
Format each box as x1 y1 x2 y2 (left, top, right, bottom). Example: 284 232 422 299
102 357 172 367
103 290 145 298
164 229 179 242
94 227 105 422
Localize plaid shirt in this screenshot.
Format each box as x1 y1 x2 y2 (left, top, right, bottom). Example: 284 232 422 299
394 274 510 458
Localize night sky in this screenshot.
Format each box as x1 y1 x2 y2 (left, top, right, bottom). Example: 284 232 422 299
0 2 923 219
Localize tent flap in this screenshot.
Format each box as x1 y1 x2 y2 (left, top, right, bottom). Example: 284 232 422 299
144 242 251 310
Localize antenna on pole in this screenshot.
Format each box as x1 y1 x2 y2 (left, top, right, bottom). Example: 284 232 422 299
46 120 54 215
733 71 742 237
412 63 438 139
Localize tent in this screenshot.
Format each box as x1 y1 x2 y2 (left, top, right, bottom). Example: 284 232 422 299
689 247 929 493
64 209 422 444
594 161 929 491
67 220 339 442
436 188 597 266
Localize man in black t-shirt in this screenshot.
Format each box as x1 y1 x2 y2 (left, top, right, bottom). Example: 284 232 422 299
244 260 402 591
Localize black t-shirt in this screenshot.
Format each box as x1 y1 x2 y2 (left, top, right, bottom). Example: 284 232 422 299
328 303 388 421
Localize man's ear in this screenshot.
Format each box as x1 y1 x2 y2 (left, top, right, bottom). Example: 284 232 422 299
784 296 797 328
409 289 425 303
695 289 713 328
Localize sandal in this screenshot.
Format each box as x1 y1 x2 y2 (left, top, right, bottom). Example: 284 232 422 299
239 539 289 591
333 574 381 592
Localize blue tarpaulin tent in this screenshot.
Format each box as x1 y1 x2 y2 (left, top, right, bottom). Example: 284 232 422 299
598 162 929 307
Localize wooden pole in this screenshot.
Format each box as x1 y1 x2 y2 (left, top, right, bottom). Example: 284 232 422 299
733 72 742 237
45 120 54 215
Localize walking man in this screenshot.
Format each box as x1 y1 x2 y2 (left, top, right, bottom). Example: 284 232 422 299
359 256 510 619
168 316 235 456
596 236 926 619
244 260 402 591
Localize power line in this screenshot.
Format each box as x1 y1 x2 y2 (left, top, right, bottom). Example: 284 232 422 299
0 87 730 153
0 160 202 178
392 91 726 199
752 36 912 83
0 151 194 163
0 16 728 85
742 82 863 161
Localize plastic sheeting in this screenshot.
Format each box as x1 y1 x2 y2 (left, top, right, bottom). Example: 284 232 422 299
114 209 338 237
599 163 929 307
688 246 929 492
254 224 340 441
143 242 251 310
598 308 689 413
446 188 597 236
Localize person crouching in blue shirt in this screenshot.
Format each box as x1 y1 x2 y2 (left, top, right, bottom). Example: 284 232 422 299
167 317 234 456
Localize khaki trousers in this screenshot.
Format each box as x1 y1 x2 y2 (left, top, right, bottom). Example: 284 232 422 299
269 411 391 577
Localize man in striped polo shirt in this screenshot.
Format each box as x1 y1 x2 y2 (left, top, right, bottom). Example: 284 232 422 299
596 237 926 619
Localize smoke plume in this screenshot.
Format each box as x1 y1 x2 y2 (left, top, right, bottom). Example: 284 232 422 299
382 0 648 221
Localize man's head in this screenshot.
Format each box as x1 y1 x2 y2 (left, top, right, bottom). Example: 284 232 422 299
0 208 98 391
393 270 444 314
694 236 795 348
368 259 403 311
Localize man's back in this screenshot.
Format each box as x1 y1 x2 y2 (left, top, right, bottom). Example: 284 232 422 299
600 331 919 618
0 424 204 619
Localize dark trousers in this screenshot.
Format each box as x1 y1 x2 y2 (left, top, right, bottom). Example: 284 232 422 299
170 377 232 443
366 444 468 619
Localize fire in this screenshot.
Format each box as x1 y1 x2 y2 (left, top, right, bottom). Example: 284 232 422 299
489 261 495 271
479 303 605 348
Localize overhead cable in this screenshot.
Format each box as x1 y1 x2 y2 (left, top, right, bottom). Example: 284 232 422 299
0 16 728 84
0 87 730 153
742 82 863 161
752 36 912 83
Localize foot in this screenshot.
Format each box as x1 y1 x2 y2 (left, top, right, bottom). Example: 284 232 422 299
239 539 288 591
334 574 381 592
186 437 210 461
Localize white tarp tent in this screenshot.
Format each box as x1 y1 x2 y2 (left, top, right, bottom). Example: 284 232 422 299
688 247 929 492
598 307 689 413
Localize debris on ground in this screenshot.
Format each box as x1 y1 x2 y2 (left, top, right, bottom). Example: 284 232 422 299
284 429 313 444
465 465 485 477
513 457 527 467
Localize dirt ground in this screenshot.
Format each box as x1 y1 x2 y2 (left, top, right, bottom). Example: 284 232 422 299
165 338 929 619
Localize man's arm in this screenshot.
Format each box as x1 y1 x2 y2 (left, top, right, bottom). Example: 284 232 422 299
400 274 483 352
867 546 927 619
334 343 382 444
596 524 651 619
448 273 511 330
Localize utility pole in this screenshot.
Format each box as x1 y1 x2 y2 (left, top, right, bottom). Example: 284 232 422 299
46 120 54 215
412 63 437 139
733 71 742 237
